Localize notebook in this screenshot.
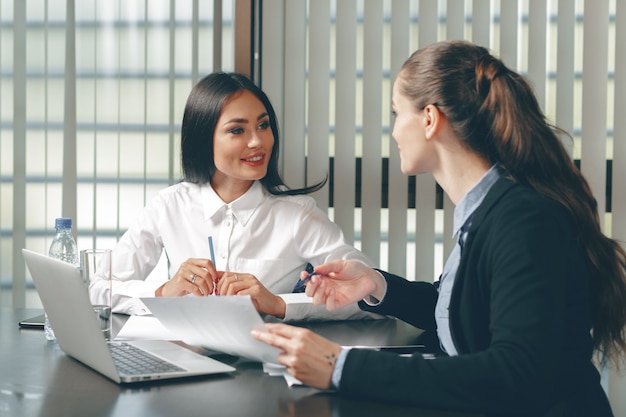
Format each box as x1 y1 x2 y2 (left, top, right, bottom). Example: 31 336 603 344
22 248 235 384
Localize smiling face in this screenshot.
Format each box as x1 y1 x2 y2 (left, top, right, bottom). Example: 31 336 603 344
210 90 274 195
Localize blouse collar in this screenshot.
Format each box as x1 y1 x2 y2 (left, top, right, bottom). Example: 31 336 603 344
203 181 264 227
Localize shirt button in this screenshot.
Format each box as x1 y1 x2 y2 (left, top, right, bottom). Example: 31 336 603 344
225 221 231 227
220 253 226 259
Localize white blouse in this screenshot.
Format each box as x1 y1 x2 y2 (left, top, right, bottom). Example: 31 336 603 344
92 180 376 321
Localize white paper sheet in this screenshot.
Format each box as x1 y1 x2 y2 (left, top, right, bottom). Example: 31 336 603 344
263 362 303 386
114 315 178 341
141 295 281 364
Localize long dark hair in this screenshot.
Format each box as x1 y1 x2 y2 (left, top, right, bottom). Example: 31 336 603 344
180 72 326 195
399 40 626 365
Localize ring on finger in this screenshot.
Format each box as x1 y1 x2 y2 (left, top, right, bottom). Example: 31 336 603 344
190 273 196 283
234 274 239 281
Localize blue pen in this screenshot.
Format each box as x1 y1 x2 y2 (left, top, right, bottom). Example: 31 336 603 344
292 263 319 293
208 236 218 295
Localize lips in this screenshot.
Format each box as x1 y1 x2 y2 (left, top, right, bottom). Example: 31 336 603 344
241 154 266 165
244 155 263 162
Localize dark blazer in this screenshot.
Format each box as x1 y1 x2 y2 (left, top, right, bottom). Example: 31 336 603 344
343 177 613 417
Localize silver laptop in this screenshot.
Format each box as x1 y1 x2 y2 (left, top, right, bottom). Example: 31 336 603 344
22 248 235 384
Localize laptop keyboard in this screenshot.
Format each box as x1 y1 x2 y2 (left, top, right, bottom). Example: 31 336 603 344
108 342 186 375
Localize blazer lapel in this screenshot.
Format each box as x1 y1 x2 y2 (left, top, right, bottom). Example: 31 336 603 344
465 176 517 239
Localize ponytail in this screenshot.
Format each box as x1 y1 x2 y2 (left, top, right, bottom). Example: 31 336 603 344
399 40 626 365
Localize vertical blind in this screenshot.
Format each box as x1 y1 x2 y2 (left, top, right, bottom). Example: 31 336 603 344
259 1 624 411
259 0 623 284
0 0 236 307
1 0 622 318
0 0 624 411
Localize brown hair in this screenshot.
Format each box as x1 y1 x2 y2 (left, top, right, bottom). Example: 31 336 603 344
399 40 626 365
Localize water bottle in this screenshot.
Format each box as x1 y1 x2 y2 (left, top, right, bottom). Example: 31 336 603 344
45 217 79 341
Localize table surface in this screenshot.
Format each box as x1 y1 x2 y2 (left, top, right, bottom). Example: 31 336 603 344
1 307 483 417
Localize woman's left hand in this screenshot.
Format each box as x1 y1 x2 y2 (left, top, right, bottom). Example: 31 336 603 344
251 323 340 390
216 272 287 318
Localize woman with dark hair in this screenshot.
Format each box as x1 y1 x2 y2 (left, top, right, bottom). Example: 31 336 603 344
253 40 626 416
181 72 317 196
92 72 376 322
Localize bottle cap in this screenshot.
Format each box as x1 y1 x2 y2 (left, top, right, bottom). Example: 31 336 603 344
55 217 72 229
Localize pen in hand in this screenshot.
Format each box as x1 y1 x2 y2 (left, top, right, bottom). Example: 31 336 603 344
208 236 219 296
292 263 320 293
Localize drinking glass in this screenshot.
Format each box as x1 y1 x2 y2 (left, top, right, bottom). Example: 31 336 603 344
80 249 112 340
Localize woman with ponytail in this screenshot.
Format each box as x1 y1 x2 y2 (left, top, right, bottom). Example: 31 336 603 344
253 40 625 417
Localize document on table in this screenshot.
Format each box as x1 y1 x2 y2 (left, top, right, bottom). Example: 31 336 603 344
140 295 281 364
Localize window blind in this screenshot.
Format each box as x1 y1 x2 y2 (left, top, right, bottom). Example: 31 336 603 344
1 0 622 330
0 0 236 307
259 0 622 285
259 2 624 408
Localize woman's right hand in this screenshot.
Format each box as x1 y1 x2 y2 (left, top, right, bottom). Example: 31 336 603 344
155 258 218 297
303 259 386 310
251 323 340 390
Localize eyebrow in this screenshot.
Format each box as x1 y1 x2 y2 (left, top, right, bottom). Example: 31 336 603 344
223 112 269 126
